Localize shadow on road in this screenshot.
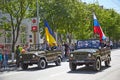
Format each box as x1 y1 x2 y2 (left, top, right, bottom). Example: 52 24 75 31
67 66 111 74
17 64 57 72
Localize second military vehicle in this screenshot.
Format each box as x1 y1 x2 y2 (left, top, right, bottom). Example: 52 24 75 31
69 39 111 71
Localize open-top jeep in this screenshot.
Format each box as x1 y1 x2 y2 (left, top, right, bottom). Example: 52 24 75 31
69 39 111 71
19 44 62 70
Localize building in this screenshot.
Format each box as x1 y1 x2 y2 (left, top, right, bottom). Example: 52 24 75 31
0 10 42 47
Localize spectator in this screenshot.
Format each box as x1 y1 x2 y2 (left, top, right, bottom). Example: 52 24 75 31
19 45 23 53
64 42 70 58
15 45 20 67
61 44 65 60
2 48 9 70
0 49 3 70
110 41 113 49
21 48 26 54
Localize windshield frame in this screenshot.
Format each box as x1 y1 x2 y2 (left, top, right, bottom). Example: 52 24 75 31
76 39 100 49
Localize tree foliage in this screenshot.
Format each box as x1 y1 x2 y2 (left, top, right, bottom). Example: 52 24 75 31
0 0 120 51
0 0 34 52
36 0 120 42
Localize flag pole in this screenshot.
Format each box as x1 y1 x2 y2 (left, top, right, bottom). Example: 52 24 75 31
92 12 95 39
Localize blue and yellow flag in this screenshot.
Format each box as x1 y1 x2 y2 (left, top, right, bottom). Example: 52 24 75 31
44 20 57 47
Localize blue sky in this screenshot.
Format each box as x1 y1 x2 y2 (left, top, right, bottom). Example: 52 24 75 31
81 0 120 13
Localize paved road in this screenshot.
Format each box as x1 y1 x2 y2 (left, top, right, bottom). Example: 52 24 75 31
0 49 120 80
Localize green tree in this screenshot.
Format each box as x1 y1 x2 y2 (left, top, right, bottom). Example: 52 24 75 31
0 0 34 53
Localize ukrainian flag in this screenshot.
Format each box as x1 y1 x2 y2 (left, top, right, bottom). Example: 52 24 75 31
44 20 57 47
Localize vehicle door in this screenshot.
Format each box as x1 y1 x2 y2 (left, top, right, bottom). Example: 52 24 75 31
46 50 57 61
100 48 106 60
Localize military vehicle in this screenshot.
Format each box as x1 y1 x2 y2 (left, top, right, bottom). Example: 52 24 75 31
19 44 62 70
69 39 111 71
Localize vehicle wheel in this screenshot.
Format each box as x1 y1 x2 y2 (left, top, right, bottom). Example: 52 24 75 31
38 59 46 69
85 64 89 67
69 62 77 71
55 57 61 66
105 56 111 67
21 64 28 70
93 58 101 71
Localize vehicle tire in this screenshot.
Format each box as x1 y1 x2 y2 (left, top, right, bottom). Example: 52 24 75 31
105 56 111 67
21 64 28 70
69 62 77 71
85 64 89 67
93 58 101 71
38 59 46 69
55 57 61 66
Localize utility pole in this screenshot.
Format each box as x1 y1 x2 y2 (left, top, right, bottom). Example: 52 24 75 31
37 0 40 44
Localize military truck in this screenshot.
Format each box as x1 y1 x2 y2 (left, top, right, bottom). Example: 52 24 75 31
69 39 111 71
18 44 62 70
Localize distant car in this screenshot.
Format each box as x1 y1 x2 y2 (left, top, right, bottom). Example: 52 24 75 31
19 44 62 70
69 39 111 71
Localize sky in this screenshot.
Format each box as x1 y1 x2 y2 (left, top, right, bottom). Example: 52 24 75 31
81 0 120 13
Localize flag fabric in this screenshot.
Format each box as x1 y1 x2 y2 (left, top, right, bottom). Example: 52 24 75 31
93 13 106 41
44 20 57 47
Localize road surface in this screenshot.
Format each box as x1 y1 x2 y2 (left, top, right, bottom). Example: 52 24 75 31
0 49 120 80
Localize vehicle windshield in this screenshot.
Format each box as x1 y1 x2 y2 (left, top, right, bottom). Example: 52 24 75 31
76 39 100 49
29 44 43 51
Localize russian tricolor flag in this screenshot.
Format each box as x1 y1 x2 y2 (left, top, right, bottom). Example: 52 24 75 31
93 13 106 41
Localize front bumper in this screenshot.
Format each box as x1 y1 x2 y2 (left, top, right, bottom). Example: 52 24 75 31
69 59 95 64
19 59 39 64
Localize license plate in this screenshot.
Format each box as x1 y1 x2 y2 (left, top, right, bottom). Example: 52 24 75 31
23 61 30 63
76 60 85 63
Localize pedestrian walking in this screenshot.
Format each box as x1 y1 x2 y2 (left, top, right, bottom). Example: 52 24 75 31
15 45 20 67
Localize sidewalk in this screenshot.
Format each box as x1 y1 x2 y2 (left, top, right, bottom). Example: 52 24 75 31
0 60 18 72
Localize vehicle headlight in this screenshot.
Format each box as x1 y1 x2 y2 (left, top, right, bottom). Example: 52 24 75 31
88 53 92 57
70 54 74 57
20 56 22 58
32 55 35 58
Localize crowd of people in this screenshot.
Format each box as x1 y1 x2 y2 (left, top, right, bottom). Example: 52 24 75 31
0 44 28 71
